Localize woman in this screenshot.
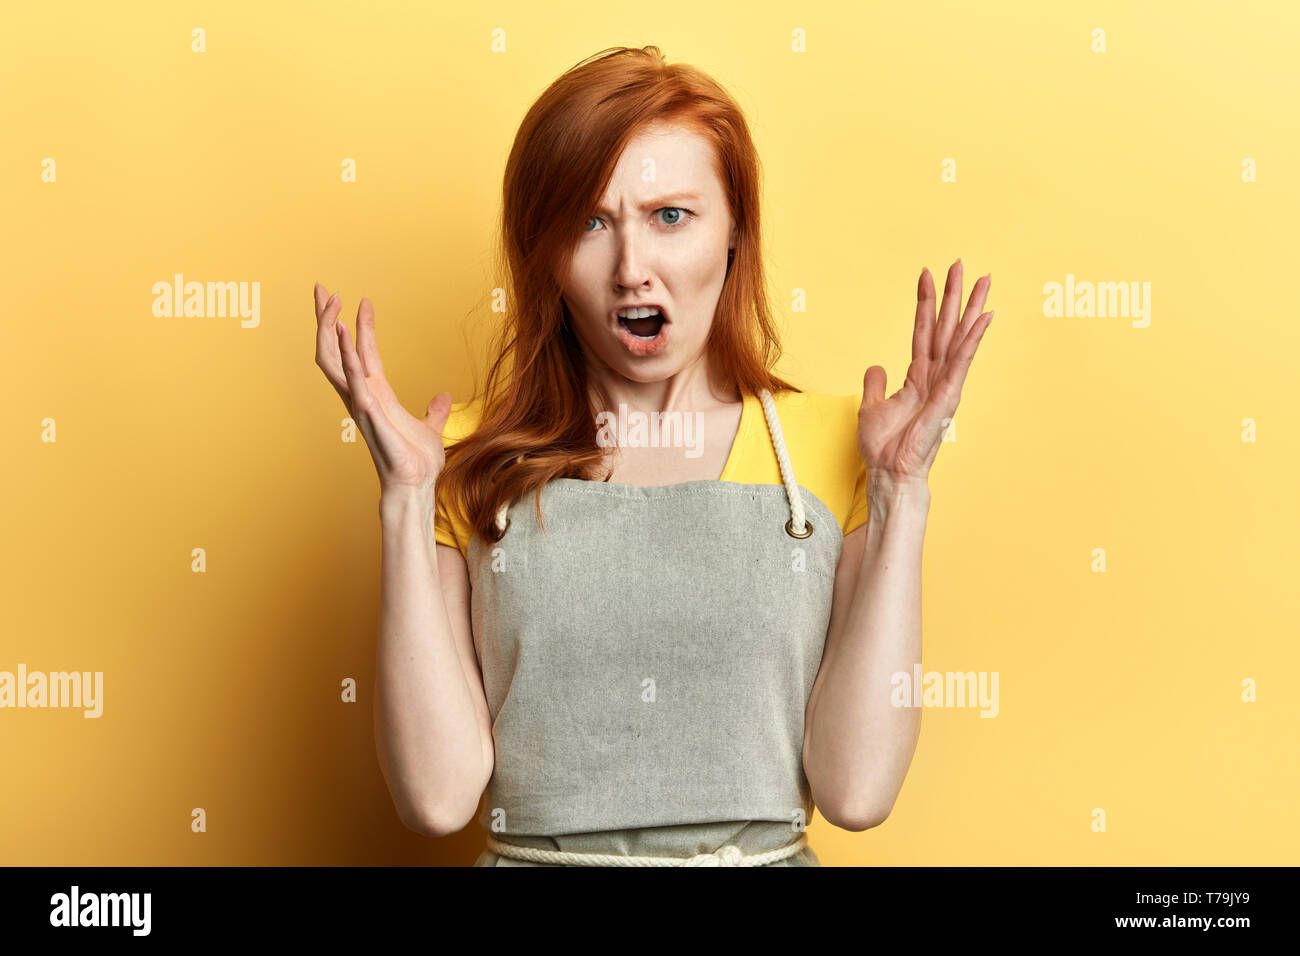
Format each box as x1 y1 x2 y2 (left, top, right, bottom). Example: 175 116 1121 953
312 46 992 866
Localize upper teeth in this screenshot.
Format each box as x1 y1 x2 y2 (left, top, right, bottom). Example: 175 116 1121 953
617 307 662 319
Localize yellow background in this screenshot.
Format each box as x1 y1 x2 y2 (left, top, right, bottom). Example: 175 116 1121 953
3 0 1296 865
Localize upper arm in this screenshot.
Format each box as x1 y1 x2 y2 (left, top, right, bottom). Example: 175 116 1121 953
821 522 867 673
803 522 867 805
436 542 494 788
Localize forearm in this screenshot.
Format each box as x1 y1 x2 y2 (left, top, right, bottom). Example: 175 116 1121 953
804 473 930 827
372 487 487 832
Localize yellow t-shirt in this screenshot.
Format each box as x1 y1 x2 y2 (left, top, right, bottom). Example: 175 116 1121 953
433 388 868 556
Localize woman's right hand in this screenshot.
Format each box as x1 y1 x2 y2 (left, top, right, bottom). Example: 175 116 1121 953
313 282 452 494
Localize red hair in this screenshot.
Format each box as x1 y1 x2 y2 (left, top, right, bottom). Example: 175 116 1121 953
437 44 799 545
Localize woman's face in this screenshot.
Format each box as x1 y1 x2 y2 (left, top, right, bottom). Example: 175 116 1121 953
560 121 736 385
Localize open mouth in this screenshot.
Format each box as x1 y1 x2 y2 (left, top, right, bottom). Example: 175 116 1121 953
617 307 668 339
613 305 670 357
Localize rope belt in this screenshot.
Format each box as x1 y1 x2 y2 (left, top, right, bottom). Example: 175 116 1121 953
485 833 808 867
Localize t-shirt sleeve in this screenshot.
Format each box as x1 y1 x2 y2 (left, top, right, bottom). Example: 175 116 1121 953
843 455 869 536
432 491 462 552
432 401 477 555
841 393 869 536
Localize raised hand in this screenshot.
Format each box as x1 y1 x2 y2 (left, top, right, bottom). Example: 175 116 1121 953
857 260 992 484
313 282 453 493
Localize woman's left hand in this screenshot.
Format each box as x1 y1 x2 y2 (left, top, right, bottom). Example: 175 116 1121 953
857 259 992 485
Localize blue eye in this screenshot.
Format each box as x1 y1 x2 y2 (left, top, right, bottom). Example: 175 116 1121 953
584 207 695 232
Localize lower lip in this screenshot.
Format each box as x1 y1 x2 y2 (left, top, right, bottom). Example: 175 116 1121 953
615 318 670 357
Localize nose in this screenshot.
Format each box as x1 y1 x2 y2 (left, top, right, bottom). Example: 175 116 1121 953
613 234 652 289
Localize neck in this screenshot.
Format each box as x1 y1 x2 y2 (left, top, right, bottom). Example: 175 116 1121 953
586 357 739 416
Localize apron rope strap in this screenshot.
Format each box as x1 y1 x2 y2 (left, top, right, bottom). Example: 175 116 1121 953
757 387 810 538
485 832 808 867
491 388 810 538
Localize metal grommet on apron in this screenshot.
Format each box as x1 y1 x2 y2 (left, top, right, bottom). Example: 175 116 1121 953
471 387 841 866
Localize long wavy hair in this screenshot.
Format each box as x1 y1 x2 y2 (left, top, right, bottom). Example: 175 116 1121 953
437 44 799 545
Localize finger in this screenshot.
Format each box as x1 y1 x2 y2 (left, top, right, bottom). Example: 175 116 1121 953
932 258 963 363
862 365 887 407
936 310 992 400
911 267 935 364
354 296 413 428
951 273 991 360
354 297 377 379
356 297 396 394
423 392 453 435
314 290 349 403
313 280 328 318
336 320 373 415
336 321 403 470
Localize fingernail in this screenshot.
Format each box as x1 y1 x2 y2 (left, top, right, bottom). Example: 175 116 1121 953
327 291 339 305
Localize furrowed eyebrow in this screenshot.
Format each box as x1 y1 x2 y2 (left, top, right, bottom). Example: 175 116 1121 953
592 193 703 215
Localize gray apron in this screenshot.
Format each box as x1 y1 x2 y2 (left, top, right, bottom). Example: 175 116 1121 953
467 388 841 866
